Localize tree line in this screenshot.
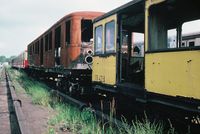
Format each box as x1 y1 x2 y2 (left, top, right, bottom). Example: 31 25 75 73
0 55 16 63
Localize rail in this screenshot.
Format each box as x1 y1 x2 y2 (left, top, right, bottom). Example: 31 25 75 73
5 68 30 134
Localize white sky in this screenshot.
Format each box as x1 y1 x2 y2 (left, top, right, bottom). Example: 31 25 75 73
0 0 132 57
1 0 200 57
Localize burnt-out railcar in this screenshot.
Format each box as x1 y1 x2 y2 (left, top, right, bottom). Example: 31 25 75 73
28 12 103 69
27 11 103 93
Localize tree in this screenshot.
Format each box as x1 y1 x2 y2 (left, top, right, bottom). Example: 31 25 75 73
0 56 7 63
0 55 16 63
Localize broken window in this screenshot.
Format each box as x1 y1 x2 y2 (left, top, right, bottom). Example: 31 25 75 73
36 40 39 54
55 26 61 65
149 1 200 51
65 21 70 46
31 44 34 54
29 46 32 55
40 38 44 64
81 20 93 42
48 32 52 50
45 34 48 51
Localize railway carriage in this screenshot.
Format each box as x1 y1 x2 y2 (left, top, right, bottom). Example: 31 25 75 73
11 50 28 69
27 11 103 93
92 0 200 121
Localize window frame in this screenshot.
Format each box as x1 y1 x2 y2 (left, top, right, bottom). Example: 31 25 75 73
45 34 49 52
105 20 115 54
48 32 52 50
94 25 104 55
147 3 200 53
188 40 195 47
181 41 186 47
65 20 71 46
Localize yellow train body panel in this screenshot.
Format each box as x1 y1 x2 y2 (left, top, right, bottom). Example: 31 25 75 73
92 14 117 85
145 50 200 99
92 56 116 85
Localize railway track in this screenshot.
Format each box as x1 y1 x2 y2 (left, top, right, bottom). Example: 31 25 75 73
0 67 30 134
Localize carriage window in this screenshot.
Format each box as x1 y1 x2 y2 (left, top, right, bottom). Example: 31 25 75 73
45 34 48 51
48 32 52 50
34 44 35 53
105 21 115 53
149 2 200 51
189 41 195 47
65 21 71 46
36 41 39 54
31 44 34 54
149 9 177 51
181 42 186 47
121 30 128 54
95 25 103 54
55 26 61 48
29 46 32 55
81 20 93 42
167 29 177 48
34 43 36 54
34 43 37 54
182 20 200 35
133 32 144 57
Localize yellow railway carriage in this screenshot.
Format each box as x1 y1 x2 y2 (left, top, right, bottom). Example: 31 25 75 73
92 0 200 114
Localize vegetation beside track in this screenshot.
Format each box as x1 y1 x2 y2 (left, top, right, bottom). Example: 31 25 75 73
8 67 175 134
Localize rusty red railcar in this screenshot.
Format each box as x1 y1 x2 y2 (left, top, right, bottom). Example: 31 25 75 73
27 11 103 93
28 11 103 69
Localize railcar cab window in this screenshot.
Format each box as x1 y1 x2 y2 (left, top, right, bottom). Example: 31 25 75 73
81 20 93 43
95 25 103 54
105 21 115 53
148 2 200 51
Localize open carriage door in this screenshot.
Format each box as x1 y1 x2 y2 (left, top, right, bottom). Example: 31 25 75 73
116 3 145 87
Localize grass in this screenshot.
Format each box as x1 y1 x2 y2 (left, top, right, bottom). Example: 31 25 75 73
118 115 164 134
48 104 106 134
11 69 51 107
8 67 173 134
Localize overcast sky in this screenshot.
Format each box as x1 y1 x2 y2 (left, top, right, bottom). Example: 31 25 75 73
1 0 200 57
0 0 132 57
